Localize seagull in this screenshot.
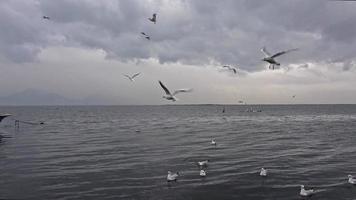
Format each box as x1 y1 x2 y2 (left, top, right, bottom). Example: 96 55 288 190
167 171 179 182
222 65 238 74
197 160 209 167
123 73 141 82
158 81 192 102
300 185 314 197
43 16 50 20
141 32 150 40
200 169 207 177
148 13 157 24
211 139 216 146
260 168 267 177
348 175 356 184
261 47 298 70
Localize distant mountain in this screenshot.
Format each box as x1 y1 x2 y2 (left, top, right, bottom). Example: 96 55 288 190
0 89 83 105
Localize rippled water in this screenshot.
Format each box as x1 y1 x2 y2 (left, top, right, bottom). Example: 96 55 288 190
0 105 356 200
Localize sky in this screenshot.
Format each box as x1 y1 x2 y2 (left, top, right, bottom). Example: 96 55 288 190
1 0 356 105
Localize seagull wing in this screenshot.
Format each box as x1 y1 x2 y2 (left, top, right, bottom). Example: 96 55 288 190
271 48 298 58
132 73 141 79
123 74 131 80
141 32 147 36
231 67 237 74
159 81 171 95
173 88 193 95
261 47 271 57
223 65 231 70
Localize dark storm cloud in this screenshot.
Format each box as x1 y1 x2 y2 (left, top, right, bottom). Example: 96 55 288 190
1 0 356 70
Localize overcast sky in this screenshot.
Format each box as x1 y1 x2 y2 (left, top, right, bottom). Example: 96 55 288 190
1 0 356 105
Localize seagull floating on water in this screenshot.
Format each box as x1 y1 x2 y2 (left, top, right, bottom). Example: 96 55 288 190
211 139 216 146
300 185 314 197
123 73 141 82
148 13 157 24
348 175 356 184
141 32 150 40
260 168 267 177
197 160 209 167
200 169 206 177
158 81 192 102
43 16 50 20
167 171 179 182
222 65 238 74
261 47 298 70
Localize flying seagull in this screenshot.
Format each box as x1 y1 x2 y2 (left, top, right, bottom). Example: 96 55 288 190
141 32 150 40
148 13 157 24
222 65 238 74
123 73 141 82
43 16 50 20
158 81 192 102
261 47 298 70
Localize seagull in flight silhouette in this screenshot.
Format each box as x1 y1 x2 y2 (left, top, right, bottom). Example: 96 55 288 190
148 13 157 24
261 47 298 70
141 32 150 40
222 65 238 74
158 81 192 102
123 73 141 82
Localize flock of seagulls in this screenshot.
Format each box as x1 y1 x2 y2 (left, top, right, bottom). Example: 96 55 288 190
39 11 355 198
42 13 299 103
166 139 355 197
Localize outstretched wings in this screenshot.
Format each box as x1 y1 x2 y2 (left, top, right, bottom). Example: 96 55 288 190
261 47 271 57
173 88 193 96
223 66 237 74
159 81 171 95
271 48 298 58
132 73 140 79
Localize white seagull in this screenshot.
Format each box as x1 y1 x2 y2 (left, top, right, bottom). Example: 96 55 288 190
211 139 216 146
261 47 298 70
148 13 157 24
158 81 192 102
200 169 207 177
300 185 314 197
197 160 209 167
222 65 238 74
348 175 356 184
141 32 150 40
260 168 267 177
123 73 141 82
167 171 179 182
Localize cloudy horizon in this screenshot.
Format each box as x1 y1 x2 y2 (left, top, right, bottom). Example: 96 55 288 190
1 0 356 105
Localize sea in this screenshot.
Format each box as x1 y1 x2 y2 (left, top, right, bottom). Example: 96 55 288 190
0 105 356 200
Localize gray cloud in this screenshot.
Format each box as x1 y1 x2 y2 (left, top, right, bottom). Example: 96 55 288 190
1 0 356 69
